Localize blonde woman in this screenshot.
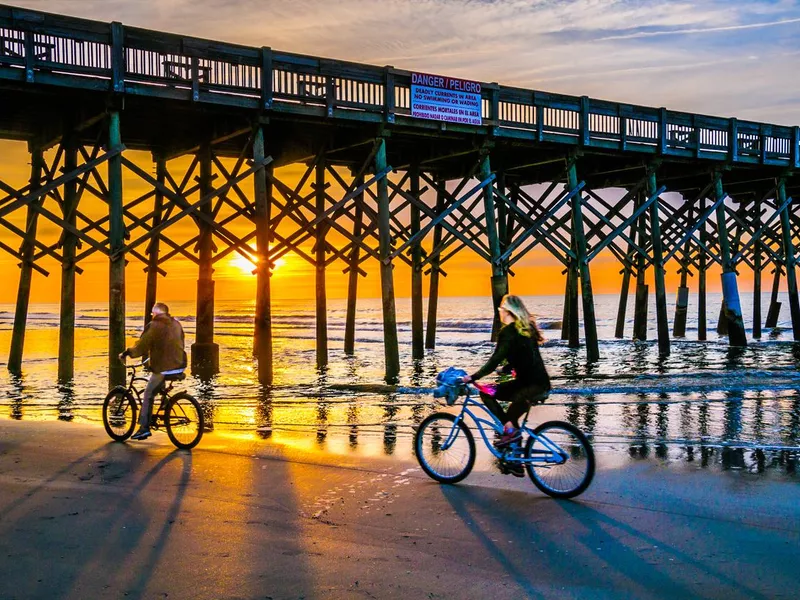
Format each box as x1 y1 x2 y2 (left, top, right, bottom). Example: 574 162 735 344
461 295 551 454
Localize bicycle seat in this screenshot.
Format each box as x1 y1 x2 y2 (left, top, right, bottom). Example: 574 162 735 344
163 372 186 382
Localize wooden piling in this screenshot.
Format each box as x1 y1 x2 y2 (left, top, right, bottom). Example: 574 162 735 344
315 154 328 368
615 267 632 339
57 134 79 383
8 147 44 374
108 111 126 388
424 182 444 350
752 196 762 339
561 267 571 341
633 193 649 341
713 175 747 346
480 155 507 343
191 141 220 375
410 163 424 359
565 263 579 347
672 198 690 338
567 161 599 361
615 190 641 338
647 170 670 355
143 156 164 328
491 171 509 341
375 138 400 381
698 196 708 340
765 268 782 328
344 175 364 355
777 178 800 340
253 126 273 384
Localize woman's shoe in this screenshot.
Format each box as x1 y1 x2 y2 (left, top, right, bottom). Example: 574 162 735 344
131 428 152 441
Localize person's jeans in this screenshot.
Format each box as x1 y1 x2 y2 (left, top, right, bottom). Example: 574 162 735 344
139 372 165 428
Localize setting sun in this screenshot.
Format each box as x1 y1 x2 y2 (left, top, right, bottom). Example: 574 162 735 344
229 254 286 276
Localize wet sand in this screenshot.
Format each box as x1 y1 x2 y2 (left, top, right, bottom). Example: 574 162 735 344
0 418 798 600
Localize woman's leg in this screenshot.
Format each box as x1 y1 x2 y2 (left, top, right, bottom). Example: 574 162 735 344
505 385 547 428
479 391 507 424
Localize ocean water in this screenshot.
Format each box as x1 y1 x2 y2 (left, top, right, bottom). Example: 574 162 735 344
1 292 800 476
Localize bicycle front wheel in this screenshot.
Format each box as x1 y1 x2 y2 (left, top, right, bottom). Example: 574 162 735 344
525 420 595 499
415 412 475 484
165 392 204 449
102 388 137 442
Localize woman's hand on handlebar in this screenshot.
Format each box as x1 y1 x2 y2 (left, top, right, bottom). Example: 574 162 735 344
459 375 473 384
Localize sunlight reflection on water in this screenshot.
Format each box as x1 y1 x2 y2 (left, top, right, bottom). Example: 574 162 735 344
1 294 799 476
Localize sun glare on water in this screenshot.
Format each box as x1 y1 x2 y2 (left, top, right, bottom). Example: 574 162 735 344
229 254 286 276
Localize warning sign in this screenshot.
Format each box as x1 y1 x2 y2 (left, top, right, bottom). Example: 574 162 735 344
410 72 482 126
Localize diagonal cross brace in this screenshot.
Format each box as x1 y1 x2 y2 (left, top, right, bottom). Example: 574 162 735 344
731 195 791 265
114 155 273 260
661 192 728 265
387 179 492 264
0 146 124 222
390 174 497 262
497 183 583 264
586 185 665 263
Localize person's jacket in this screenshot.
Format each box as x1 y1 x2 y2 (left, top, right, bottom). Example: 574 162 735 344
126 313 186 373
470 322 550 389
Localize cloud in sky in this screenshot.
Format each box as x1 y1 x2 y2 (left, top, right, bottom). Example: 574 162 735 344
23 0 800 123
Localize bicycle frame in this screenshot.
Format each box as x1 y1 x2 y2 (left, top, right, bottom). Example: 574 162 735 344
122 363 178 422
442 389 569 466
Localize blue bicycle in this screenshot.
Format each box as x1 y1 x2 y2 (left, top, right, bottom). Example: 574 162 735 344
414 386 595 498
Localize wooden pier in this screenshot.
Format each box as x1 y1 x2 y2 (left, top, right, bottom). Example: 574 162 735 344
0 5 799 386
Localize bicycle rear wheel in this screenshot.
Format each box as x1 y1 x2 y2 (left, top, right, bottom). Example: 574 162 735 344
102 388 137 442
165 392 204 449
525 420 595 499
415 412 475 484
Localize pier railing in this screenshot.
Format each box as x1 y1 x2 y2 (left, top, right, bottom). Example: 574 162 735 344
0 4 798 167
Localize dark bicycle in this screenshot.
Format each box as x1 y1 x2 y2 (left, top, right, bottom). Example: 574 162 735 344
102 360 204 449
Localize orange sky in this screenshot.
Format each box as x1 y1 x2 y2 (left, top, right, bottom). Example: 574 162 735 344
0 139 740 305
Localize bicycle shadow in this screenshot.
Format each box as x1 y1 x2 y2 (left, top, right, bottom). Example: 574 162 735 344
75 447 193 600
0 440 190 600
441 482 776 600
553 501 774 600
439 484 552 599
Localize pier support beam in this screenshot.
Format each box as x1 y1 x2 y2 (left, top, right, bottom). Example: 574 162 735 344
633 193 649 341
647 169 670 356
752 197 762 340
564 262 579 346
344 175 364 355
698 196 708 341
410 164 424 359
672 198 691 338
425 182 445 350
58 134 79 383
567 161 599 361
8 147 44 374
191 141 219 375
315 154 328 368
615 191 641 339
778 178 800 340
765 268 782 328
615 266 632 339
713 174 747 346
253 126 273 384
375 138 399 381
144 156 165 328
480 155 506 342
108 111 126 388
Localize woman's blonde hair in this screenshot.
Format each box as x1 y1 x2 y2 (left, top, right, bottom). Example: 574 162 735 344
500 294 544 344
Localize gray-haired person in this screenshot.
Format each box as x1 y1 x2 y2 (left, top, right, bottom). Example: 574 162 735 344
119 302 187 440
